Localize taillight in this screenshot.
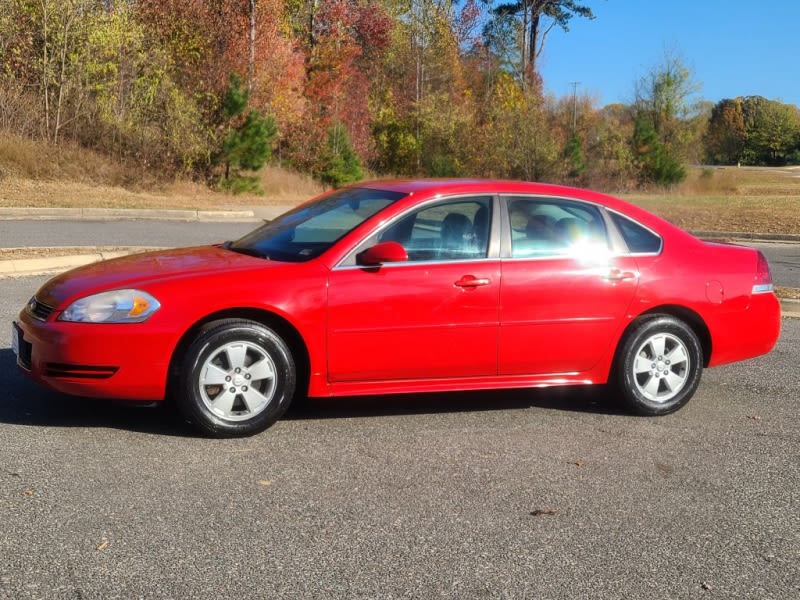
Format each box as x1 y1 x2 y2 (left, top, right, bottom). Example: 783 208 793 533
752 251 774 294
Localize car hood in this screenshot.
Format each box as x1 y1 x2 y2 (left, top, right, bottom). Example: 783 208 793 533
35 245 276 307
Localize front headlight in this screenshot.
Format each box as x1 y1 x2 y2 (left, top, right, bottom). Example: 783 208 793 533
59 290 161 323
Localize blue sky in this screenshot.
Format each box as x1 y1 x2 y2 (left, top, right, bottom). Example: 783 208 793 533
538 0 800 107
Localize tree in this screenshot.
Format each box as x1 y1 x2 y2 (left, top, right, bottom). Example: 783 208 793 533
705 96 800 166
371 0 481 176
483 0 594 85
585 103 637 189
742 96 800 165
216 73 277 193
5 0 98 143
632 52 700 185
632 115 685 186
564 132 585 179
470 72 558 180
318 122 363 188
704 98 746 164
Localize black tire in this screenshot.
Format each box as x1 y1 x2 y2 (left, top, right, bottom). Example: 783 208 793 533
615 315 703 416
177 319 296 437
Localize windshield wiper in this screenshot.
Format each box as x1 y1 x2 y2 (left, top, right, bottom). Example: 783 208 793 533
223 244 269 259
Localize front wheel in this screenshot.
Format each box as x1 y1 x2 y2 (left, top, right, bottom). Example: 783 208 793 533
615 315 703 416
177 319 296 437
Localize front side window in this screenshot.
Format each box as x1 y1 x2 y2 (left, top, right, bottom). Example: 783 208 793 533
228 187 406 262
378 197 492 261
506 196 610 259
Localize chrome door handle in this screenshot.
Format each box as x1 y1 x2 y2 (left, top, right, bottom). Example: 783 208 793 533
455 275 491 288
605 268 637 282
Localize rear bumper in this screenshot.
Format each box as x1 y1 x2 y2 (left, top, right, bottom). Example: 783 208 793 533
15 310 173 401
708 292 781 367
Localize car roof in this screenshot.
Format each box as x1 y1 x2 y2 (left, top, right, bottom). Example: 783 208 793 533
358 178 575 195
354 178 696 243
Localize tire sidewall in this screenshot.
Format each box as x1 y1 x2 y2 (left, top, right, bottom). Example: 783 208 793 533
618 316 702 416
179 321 296 437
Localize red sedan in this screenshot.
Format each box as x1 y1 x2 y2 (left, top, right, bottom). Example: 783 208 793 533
13 180 781 436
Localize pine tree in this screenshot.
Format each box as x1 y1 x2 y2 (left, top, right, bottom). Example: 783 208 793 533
564 133 585 179
216 73 277 194
633 117 685 186
319 123 364 188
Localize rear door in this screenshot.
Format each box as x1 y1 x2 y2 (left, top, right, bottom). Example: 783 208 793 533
498 196 639 375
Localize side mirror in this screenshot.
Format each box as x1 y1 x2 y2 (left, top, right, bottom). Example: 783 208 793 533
358 241 408 266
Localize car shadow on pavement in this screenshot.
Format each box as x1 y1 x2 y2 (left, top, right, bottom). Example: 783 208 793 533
0 349 196 437
0 348 629 436
286 385 629 423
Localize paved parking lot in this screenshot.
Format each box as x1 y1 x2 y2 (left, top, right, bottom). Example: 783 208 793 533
1 276 798 599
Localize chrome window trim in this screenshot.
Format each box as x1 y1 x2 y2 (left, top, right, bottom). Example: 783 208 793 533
333 193 500 270
334 256 498 271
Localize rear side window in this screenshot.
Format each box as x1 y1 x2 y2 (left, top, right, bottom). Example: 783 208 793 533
506 196 609 258
610 212 662 254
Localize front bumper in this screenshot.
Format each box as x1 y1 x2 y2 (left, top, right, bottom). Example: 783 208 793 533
14 309 175 401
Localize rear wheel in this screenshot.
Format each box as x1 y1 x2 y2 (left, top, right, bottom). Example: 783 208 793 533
177 319 296 437
616 315 702 415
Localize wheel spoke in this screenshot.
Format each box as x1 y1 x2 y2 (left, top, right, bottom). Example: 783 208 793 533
666 344 688 366
642 375 661 399
248 357 274 382
210 389 237 416
663 370 685 394
634 355 652 375
200 363 229 386
242 386 270 414
225 343 248 370
650 335 666 359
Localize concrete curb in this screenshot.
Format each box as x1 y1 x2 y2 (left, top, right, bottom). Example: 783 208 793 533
0 247 163 277
0 207 260 222
692 231 800 244
781 299 800 320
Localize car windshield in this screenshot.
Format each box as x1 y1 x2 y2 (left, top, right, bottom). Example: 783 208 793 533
228 187 407 262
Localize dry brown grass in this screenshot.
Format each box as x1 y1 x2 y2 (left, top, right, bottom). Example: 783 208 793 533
2 133 800 233
0 130 140 185
0 131 323 209
623 166 800 234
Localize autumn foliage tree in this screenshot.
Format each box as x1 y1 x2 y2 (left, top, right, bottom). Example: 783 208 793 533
6 1 797 193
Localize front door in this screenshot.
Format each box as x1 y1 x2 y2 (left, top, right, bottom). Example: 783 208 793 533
327 197 500 382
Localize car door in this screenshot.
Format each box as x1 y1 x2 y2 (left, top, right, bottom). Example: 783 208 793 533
327 196 500 383
498 196 639 376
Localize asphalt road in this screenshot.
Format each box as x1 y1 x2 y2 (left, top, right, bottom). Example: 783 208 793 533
758 242 800 289
0 219 257 249
1 275 798 599
1 220 799 289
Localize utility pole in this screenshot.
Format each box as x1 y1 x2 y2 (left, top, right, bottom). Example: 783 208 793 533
570 81 580 133
248 0 256 94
